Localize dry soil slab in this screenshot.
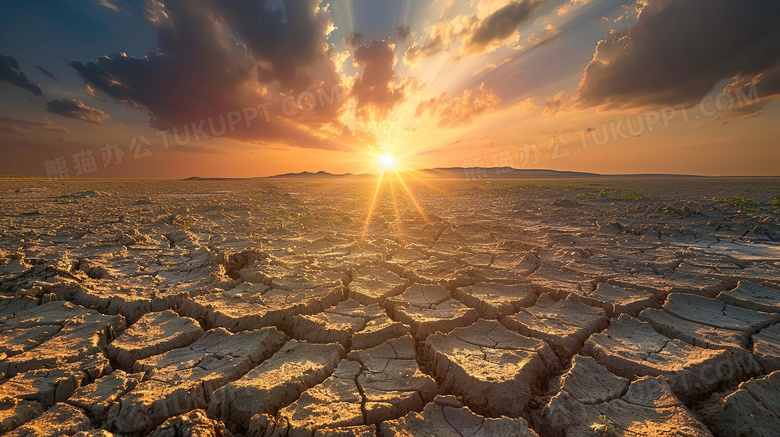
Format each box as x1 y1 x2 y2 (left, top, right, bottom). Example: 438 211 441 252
0 296 39 319
290 299 408 349
0 400 43 433
178 285 342 332
0 301 125 377
347 267 408 305
4 403 91 437
311 425 376 436
639 292 776 373
661 293 779 334
106 327 287 435
66 370 142 425
73 431 116 437
639 308 752 353
262 336 437 436
699 370 780 437
527 262 598 299
68 284 190 325
717 280 780 313
579 282 656 317
425 319 559 417
208 340 345 433
108 310 204 369
0 325 60 359
752 323 780 372
148 409 233 437
379 396 539 437
0 367 98 411
452 282 536 319
384 284 478 340
539 355 713 437
500 294 608 362
583 315 751 402
388 256 474 289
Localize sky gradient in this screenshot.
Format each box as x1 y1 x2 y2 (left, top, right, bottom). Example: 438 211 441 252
1 0 779 178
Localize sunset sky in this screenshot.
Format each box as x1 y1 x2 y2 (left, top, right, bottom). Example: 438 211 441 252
1 0 779 178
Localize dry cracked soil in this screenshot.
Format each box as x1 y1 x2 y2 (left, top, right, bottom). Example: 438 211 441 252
0 176 779 436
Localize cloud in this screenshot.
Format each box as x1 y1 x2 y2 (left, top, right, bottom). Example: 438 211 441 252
461 0 548 55
97 0 120 11
401 17 470 68
542 90 570 116
510 96 536 116
396 25 411 43
556 0 590 16
96 0 131 14
0 121 30 133
576 0 780 110
47 98 110 124
69 0 356 151
0 55 43 96
0 116 69 134
403 0 548 63
415 82 502 127
402 46 423 69
36 65 58 81
527 24 560 46
208 0 340 91
43 118 71 133
344 31 364 49
718 66 780 119
351 40 417 122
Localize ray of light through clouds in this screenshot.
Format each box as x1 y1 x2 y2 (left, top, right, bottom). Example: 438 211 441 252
0 0 779 178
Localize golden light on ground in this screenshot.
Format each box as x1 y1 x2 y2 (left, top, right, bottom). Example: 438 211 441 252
360 150 428 244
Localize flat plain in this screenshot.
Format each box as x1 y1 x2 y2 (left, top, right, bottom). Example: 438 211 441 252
1 176 779 436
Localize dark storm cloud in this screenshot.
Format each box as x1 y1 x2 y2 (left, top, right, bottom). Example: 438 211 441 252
396 25 411 43
577 0 780 109
728 65 780 101
70 0 255 127
720 64 780 118
69 0 355 151
0 55 43 96
46 98 110 124
36 65 58 81
351 40 416 120
206 0 339 91
462 0 548 55
344 31 364 49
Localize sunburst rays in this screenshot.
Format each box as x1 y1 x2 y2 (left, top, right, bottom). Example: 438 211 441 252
358 127 430 244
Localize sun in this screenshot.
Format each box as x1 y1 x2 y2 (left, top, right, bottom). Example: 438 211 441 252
379 155 397 171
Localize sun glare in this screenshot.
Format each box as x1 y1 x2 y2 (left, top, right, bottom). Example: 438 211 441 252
359 148 430 244
379 155 397 171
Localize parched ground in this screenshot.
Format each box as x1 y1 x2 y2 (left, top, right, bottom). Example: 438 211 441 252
0 176 778 436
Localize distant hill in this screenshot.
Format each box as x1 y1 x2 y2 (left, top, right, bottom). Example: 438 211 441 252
409 167 600 179
184 177 259 181
268 170 357 179
183 168 702 180
262 168 701 179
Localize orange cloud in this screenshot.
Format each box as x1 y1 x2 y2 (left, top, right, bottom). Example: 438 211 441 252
415 82 501 128
351 40 419 122
46 98 110 124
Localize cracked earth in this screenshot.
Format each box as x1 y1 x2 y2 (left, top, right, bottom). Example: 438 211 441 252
0 176 779 436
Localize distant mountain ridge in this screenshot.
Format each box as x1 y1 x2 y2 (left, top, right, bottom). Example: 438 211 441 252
269 170 356 178
266 167 702 179
185 168 703 180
